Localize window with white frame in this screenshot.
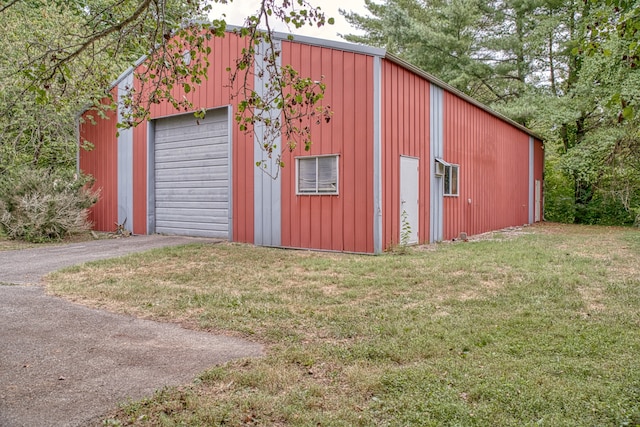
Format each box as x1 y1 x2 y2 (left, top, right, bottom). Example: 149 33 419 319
443 164 459 196
296 155 339 195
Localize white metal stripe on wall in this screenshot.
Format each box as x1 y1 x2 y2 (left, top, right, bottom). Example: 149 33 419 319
227 105 234 241
147 120 156 234
528 136 534 225
373 56 383 254
429 84 444 243
253 40 282 247
117 73 134 233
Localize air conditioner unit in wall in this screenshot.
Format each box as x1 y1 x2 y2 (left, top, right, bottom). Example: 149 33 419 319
435 158 450 176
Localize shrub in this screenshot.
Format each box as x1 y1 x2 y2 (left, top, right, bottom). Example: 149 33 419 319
0 168 99 242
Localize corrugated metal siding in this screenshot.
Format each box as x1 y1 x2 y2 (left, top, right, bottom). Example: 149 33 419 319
280 42 375 253
443 91 530 240
79 92 118 232
381 60 431 250
143 33 253 243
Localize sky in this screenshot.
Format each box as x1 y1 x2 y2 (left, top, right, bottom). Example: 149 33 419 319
208 0 368 42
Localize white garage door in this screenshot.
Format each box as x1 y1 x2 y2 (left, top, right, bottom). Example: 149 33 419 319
154 109 229 238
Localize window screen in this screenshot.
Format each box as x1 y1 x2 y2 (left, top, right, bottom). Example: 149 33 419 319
297 155 339 195
444 164 459 196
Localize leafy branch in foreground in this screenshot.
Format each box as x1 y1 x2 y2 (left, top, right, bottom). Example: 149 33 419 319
119 0 334 176
3 0 334 177
230 0 333 174
231 32 332 175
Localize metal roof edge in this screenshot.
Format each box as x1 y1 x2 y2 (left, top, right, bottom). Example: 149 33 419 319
77 54 147 117
80 23 541 142
274 32 386 57
224 24 386 57
104 24 385 98
111 54 148 90
384 53 543 141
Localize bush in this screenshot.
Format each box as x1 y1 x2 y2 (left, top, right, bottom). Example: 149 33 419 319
0 168 99 242
544 160 576 223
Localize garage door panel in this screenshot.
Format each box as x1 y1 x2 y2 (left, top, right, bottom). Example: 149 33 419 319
155 134 228 151
157 209 228 222
155 187 228 198
155 126 227 142
156 201 228 210
156 180 229 191
154 224 228 238
155 169 229 183
155 144 227 162
155 132 227 148
156 116 226 132
155 188 228 199
155 221 229 232
155 157 228 170
154 110 230 238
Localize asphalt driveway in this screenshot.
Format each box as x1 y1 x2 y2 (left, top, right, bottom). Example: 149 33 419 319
0 235 264 427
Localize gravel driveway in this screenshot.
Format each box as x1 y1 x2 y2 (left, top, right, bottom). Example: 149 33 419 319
0 235 264 427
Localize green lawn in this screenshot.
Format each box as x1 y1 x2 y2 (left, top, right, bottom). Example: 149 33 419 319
47 224 640 426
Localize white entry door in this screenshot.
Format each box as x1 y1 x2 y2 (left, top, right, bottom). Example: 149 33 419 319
400 156 419 245
535 179 541 222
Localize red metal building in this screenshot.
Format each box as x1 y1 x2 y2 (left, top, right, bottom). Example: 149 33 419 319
79 30 544 254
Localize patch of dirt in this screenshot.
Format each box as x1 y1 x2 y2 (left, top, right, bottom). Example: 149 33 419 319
465 225 535 242
577 286 606 313
413 225 536 250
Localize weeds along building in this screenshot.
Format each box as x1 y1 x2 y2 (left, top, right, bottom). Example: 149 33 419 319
79 29 544 254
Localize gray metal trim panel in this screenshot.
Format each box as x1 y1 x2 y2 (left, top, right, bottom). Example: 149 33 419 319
373 56 383 254
147 120 156 234
253 40 282 247
227 105 233 241
117 73 134 233
430 85 445 243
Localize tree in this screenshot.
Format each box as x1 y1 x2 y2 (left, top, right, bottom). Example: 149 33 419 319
0 0 334 174
0 0 335 240
341 0 640 225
